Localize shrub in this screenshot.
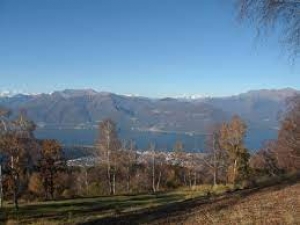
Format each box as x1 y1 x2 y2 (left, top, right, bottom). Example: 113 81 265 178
61 189 75 199
28 173 43 198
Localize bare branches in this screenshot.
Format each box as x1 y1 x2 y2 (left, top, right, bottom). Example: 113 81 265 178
238 0 300 59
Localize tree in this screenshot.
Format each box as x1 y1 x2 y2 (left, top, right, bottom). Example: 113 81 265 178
238 0 300 58
96 119 121 195
203 124 227 187
28 172 43 198
0 110 36 210
276 95 300 170
39 139 64 200
122 139 137 193
172 141 185 186
219 115 249 187
185 152 196 190
0 108 11 208
0 162 2 208
0 108 11 134
1 134 28 210
250 140 281 176
149 143 157 193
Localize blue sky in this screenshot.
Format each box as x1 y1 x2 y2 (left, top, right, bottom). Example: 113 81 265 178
0 0 299 97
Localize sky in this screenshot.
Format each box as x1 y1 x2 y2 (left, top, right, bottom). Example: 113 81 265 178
0 0 299 97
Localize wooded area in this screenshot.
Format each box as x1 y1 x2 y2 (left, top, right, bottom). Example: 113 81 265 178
0 95 299 211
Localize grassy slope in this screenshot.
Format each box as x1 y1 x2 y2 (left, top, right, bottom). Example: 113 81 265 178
151 180 300 225
0 187 211 225
2 178 300 225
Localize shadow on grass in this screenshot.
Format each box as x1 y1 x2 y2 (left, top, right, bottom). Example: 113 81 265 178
1 174 299 224
78 174 300 225
0 192 185 223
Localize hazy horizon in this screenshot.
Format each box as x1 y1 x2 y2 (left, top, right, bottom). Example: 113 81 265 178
0 86 298 99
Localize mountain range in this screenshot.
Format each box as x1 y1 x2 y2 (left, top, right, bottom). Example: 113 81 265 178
0 88 298 150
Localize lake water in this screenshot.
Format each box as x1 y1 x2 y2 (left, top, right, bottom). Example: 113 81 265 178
35 128 278 152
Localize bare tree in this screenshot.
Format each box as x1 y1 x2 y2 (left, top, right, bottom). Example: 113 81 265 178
250 140 281 176
96 119 121 195
0 160 2 208
184 152 195 190
123 139 137 193
276 95 300 170
1 134 28 210
0 109 36 210
0 108 11 134
219 115 249 187
172 141 185 185
39 139 64 200
203 124 227 187
149 143 156 193
238 0 300 58
0 108 10 208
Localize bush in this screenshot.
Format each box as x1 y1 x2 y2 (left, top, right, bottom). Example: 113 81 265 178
166 179 180 189
28 173 43 198
241 179 256 189
212 184 232 195
255 175 281 188
61 189 75 199
88 182 105 196
6 220 19 225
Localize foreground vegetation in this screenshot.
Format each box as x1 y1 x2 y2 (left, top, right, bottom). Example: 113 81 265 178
0 185 228 224
185 183 300 225
2 174 300 225
154 175 300 225
1 94 300 224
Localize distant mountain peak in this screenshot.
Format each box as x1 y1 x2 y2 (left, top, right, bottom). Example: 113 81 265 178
51 89 101 98
238 88 299 101
0 90 39 98
175 94 209 101
0 90 15 97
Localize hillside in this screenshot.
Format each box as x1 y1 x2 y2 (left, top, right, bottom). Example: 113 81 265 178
151 179 300 225
2 177 299 225
79 177 300 225
0 88 298 149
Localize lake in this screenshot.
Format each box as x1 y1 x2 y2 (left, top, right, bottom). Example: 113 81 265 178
35 128 278 152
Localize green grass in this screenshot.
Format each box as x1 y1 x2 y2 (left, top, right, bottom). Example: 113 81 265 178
0 185 227 225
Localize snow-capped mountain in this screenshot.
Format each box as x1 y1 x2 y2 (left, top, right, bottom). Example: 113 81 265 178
174 94 211 101
0 90 17 97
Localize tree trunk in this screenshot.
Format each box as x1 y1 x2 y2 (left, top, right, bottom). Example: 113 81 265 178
156 166 162 192
152 152 156 193
13 174 19 210
11 156 19 210
107 151 112 195
213 136 217 187
0 165 3 208
127 168 132 193
13 186 18 210
85 167 89 195
43 179 47 200
233 159 237 188
188 169 192 189
50 170 54 200
213 168 218 187
112 172 116 195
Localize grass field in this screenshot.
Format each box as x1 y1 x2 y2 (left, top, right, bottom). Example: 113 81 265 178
0 185 217 225
151 178 300 225
1 177 300 225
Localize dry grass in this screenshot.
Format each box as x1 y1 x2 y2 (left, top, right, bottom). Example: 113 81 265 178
3 181 300 225
157 182 300 225
0 186 214 225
